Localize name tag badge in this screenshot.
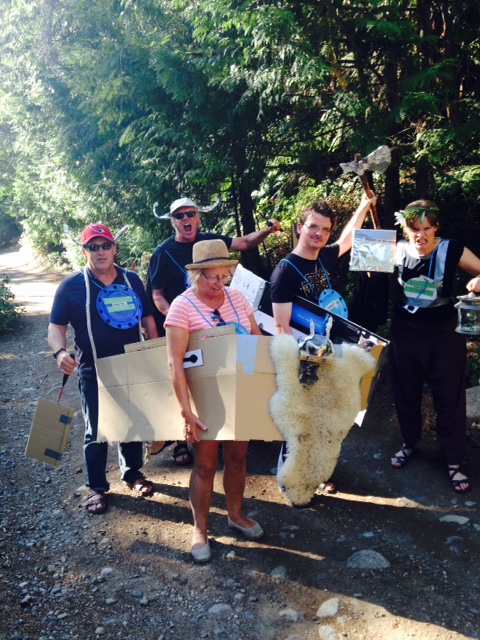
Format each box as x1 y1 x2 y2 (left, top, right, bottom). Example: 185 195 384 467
403 276 437 307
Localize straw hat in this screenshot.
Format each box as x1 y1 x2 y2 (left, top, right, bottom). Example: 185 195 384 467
185 240 238 270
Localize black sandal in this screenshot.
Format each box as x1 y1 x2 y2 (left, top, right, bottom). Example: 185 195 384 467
127 477 154 497
391 446 414 469
448 466 471 494
172 442 193 466
149 441 174 456
86 490 107 514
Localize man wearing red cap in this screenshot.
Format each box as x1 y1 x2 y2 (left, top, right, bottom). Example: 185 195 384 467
48 223 158 514
147 197 281 465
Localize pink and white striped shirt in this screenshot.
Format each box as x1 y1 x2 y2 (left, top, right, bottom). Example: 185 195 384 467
165 287 254 333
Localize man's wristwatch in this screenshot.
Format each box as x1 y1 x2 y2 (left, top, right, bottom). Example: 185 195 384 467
53 348 67 359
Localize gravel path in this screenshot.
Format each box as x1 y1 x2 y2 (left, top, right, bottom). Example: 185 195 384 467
1 242 479 640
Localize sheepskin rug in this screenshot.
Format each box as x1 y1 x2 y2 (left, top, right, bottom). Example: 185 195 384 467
269 334 375 507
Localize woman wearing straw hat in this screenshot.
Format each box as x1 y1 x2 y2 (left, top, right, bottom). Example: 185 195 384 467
165 239 264 563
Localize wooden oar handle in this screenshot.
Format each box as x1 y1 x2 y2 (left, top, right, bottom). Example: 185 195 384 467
359 174 381 229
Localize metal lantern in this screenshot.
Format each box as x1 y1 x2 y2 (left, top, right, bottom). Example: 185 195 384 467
455 292 480 335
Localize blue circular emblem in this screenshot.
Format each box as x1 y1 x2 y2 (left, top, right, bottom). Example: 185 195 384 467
96 284 143 329
318 288 348 319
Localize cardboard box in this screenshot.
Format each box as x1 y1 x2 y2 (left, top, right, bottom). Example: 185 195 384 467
25 398 75 467
95 264 388 443
96 323 383 443
96 326 283 443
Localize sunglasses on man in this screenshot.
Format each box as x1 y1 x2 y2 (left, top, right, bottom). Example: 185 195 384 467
171 210 197 220
83 242 114 252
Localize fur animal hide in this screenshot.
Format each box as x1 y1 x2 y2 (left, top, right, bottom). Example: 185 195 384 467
269 334 374 507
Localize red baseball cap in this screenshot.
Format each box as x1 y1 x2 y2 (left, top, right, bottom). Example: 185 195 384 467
81 223 115 245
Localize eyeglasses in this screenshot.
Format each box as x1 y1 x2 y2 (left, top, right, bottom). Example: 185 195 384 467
211 309 226 326
303 223 332 235
83 242 114 252
171 210 197 220
201 272 232 284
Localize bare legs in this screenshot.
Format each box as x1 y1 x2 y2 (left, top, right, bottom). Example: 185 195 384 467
223 441 258 528
189 440 255 550
189 441 218 550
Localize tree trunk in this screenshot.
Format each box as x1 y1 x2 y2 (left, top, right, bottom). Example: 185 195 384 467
237 177 268 278
414 155 433 200
383 149 401 230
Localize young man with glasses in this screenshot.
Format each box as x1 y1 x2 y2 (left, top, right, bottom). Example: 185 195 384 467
146 197 280 465
48 223 158 514
270 193 376 496
270 192 376 334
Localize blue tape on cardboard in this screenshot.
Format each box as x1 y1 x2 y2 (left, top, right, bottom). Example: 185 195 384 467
236 335 258 375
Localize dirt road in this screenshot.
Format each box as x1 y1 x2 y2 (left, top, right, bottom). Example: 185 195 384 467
0 242 479 640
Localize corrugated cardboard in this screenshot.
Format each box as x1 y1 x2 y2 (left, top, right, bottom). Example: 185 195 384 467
96 326 283 443
96 323 383 443
25 398 74 467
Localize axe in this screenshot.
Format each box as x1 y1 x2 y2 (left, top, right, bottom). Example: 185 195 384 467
339 145 391 229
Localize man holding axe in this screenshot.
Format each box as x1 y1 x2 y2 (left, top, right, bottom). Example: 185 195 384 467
270 192 376 334
269 190 376 495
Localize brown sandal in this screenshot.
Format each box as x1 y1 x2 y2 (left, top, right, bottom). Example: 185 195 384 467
127 477 154 497
86 490 107 514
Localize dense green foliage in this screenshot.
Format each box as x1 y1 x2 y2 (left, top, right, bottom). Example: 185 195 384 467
1 1 479 275
0 275 23 334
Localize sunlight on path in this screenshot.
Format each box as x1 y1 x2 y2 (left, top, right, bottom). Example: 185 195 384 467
0 242 65 315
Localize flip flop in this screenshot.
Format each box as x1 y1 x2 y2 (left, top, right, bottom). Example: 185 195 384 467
86 490 107 514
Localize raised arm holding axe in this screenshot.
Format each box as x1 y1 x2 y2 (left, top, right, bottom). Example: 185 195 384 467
340 146 391 229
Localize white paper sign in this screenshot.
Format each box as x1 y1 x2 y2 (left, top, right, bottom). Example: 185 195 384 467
230 263 266 310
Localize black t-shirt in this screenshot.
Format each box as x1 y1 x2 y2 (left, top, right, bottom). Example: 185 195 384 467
270 244 341 304
50 268 153 379
146 232 233 331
